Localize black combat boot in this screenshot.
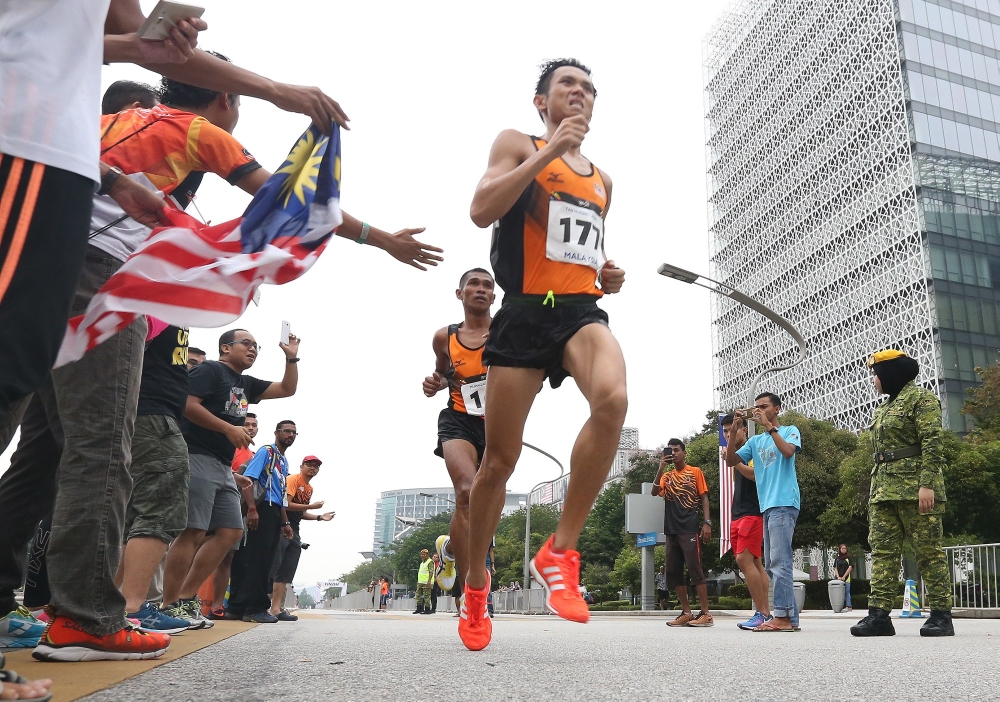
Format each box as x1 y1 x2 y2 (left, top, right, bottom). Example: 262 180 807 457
850 607 896 636
413 604 424 614
920 610 955 637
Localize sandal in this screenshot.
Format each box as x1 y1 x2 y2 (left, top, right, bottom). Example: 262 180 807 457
0 654 53 702
752 620 796 632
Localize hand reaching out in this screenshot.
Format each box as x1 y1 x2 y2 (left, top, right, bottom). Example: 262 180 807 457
384 228 444 271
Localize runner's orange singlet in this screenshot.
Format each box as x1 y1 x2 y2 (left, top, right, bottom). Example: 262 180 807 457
490 137 609 297
445 323 488 416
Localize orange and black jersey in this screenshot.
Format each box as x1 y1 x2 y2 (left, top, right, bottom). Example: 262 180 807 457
445 323 487 416
490 137 609 298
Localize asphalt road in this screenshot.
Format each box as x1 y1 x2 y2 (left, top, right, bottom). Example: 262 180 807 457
81 611 1000 701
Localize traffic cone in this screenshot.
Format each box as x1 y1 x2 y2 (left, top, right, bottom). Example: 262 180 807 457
899 579 924 618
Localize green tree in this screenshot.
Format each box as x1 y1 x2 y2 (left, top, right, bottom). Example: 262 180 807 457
492 504 561 588
338 554 395 592
298 591 316 608
581 563 613 603
389 511 453 587
609 545 641 601
963 362 1000 438
577 481 626 569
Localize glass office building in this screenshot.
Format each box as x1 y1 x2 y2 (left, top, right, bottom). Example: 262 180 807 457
706 0 1000 432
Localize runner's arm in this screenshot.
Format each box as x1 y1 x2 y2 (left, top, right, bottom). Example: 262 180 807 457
470 130 553 227
423 327 450 397
334 212 443 271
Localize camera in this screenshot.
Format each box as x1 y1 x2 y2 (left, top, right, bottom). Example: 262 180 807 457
301 543 310 550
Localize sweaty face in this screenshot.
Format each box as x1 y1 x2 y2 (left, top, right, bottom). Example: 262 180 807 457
458 273 495 310
539 66 596 122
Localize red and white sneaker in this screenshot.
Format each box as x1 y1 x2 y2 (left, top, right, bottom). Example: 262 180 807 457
32 615 170 662
457 569 492 651
529 535 589 623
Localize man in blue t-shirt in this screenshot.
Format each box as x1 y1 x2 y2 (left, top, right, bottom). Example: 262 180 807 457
228 420 296 623
727 392 802 633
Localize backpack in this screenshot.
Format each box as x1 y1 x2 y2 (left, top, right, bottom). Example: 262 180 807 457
238 445 281 507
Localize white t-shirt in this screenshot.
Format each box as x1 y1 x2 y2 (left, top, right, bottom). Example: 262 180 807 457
0 0 111 183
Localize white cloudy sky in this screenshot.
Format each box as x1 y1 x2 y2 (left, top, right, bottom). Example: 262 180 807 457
1 0 735 587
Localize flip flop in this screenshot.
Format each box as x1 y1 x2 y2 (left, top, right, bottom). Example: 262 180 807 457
752 623 795 632
0 666 53 702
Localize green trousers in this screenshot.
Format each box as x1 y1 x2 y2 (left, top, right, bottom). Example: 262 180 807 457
869 500 951 611
416 583 432 609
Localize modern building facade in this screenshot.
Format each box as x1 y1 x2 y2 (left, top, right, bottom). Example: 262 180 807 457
706 0 1000 432
529 427 640 508
372 488 526 554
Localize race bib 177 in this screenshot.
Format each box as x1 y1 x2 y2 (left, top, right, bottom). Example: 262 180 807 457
546 193 606 271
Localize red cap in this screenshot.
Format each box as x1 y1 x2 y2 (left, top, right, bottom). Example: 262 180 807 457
302 455 322 465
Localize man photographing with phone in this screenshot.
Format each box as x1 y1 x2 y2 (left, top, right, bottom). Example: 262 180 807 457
651 439 713 628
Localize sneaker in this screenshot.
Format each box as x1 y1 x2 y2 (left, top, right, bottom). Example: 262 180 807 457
206 608 228 620
126 602 190 635
529 535 589 624
162 599 207 630
183 597 215 629
242 611 278 623
458 570 492 651
32 616 169 661
276 610 298 622
667 612 694 627
435 534 456 591
0 606 46 648
688 611 714 627
737 611 765 630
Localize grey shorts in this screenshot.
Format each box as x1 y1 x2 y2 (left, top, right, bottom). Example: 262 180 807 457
186 452 244 532
125 414 190 544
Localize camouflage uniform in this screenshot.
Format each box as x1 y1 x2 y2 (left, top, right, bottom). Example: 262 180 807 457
869 381 951 611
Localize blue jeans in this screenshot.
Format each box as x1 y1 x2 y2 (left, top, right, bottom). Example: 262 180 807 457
845 581 852 608
763 506 799 626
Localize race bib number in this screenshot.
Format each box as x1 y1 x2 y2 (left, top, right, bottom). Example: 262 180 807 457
546 194 606 271
460 378 487 417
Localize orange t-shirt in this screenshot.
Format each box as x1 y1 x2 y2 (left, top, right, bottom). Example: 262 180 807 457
286 473 314 506
659 465 708 535
231 446 254 472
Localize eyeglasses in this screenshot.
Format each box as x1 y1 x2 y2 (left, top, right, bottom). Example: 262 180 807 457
230 339 260 351
277 428 298 435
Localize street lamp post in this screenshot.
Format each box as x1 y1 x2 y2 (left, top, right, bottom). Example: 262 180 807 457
657 263 807 433
521 442 566 597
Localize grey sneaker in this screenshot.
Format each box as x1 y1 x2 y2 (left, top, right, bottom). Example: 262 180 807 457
182 598 214 629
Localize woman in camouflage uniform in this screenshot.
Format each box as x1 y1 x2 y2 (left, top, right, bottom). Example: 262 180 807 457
850 349 954 637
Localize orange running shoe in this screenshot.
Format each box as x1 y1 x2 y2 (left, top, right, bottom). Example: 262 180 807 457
457 570 492 651
529 535 589 623
32 615 170 662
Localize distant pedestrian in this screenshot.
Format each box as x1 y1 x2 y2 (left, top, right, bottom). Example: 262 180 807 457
430 554 442 614
728 393 802 633
652 440 713 627
852 350 953 637
415 550 434 614
380 578 389 610
833 544 853 612
655 566 668 611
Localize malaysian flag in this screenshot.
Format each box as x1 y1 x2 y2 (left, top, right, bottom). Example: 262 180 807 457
719 415 734 557
55 123 342 367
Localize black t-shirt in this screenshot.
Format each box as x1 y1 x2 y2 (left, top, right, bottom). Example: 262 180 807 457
731 466 762 520
835 556 852 579
137 325 190 419
181 360 270 463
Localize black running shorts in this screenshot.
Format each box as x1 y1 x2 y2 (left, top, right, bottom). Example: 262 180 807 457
483 295 609 388
434 407 486 462
664 533 706 588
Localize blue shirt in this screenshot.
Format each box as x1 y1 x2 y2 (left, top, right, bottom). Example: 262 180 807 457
243 444 289 506
736 425 801 511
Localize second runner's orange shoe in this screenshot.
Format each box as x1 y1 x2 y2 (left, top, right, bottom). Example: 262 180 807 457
530 535 590 623
32 615 170 661
457 569 492 651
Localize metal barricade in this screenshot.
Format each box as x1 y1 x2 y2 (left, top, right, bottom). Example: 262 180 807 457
942 543 999 610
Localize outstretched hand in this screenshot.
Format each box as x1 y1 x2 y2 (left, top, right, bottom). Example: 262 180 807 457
384 228 444 271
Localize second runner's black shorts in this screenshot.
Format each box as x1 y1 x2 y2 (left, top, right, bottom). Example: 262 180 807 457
483 294 609 388
435 407 485 462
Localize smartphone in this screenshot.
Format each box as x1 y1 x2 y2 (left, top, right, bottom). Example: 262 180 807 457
281 321 291 346
137 0 206 41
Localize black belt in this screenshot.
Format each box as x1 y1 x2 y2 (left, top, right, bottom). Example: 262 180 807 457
873 446 921 463
502 293 599 307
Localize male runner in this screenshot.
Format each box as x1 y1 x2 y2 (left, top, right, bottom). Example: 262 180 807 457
460 59 627 650
423 268 495 595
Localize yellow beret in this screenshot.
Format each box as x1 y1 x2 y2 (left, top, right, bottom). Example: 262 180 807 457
867 349 907 367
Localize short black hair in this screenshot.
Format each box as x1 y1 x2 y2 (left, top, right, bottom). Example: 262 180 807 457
755 392 782 408
160 51 236 109
218 328 248 355
188 347 206 357
667 438 685 451
535 58 596 98
276 419 296 431
721 413 735 427
245 412 257 420
102 80 158 114
459 267 493 288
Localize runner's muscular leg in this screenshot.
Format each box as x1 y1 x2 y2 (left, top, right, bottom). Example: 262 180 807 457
442 439 479 593
465 366 543 590
555 323 627 551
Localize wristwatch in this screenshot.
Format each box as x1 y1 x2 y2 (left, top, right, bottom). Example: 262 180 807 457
768 427 779 434
282 521 291 527
286 357 300 363
704 519 713 526
97 166 124 196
